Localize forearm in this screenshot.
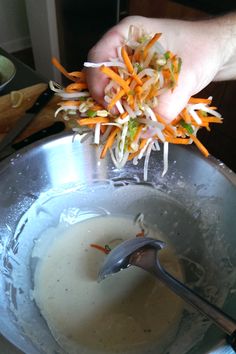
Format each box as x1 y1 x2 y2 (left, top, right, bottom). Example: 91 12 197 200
213 13 236 81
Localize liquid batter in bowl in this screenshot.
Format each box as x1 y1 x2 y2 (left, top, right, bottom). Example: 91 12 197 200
32 215 184 354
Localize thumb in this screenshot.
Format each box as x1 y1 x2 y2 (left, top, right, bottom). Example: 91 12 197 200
85 29 123 106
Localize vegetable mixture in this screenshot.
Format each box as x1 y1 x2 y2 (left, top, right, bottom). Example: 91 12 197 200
50 26 222 180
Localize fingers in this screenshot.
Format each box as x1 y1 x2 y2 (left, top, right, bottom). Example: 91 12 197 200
85 29 124 106
155 71 196 122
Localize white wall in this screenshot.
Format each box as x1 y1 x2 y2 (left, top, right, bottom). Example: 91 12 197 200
0 0 31 53
25 0 61 81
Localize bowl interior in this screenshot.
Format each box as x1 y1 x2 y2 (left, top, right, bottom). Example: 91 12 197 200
0 133 235 354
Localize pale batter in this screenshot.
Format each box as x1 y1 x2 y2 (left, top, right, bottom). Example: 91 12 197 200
32 215 184 354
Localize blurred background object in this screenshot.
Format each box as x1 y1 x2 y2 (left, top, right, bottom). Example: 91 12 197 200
0 55 16 91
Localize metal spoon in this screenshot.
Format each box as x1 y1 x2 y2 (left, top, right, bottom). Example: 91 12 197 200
99 237 236 348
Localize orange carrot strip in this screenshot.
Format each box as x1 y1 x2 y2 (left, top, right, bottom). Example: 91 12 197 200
188 97 212 104
68 71 85 80
100 127 120 159
108 89 126 110
190 134 209 157
133 124 144 144
143 33 162 60
107 77 132 111
135 85 143 99
65 82 88 92
191 121 209 127
58 100 82 107
201 117 223 123
145 85 158 101
90 244 110 254
128 138 148 160
121 47 143 86
121 46 134 74
155 114 168 124
128 151 139 160
100 125 107 134
121 112 129 119
165 137 191 144
100 65 130 93
181 108 192 123
92 104 105 110
128 94 134 108
52 57 77 82
163 125 176 136
132 73 143 86
162 69 171 83
130 138 147 153
77 117 110 126
136 229 145 237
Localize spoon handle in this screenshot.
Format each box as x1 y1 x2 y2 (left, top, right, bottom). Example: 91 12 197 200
153 262 236 338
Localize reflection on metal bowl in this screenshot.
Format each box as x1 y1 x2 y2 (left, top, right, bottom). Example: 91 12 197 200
0 132 235 354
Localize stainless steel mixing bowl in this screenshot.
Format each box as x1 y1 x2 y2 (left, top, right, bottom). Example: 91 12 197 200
0 132 235 354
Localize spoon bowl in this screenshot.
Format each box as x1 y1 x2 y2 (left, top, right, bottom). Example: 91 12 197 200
98 237 166 281
99 237 236 349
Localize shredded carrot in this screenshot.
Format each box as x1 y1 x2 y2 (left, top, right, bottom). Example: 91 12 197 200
188 97 212 104
65 82 88 92
52 57 78 82
162 69 171 83
58 100 82 107
77 117 110 126
100 65 131 93
132 124 144 145
135 85 143 99
93 104 105 110
108 88 126 110
107 77 132 111
127 94 135 109
128 151 139 160
136 229 145 237
163 125 176 136
165 137 191 144
190 134 209 157
100 125 107 134
100 127 120 159
68 71 85 80
121 112 129 119
141 138 148 149
121 46 134 74
143 33 162 60
171 115 183 126
90 244 110 254
181 108 192 124
201 116 223 123
121 46 143 86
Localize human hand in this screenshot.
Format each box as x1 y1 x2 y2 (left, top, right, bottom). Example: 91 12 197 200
85 15 236 122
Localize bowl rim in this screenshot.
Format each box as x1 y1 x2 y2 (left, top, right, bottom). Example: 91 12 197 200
0 131 235 186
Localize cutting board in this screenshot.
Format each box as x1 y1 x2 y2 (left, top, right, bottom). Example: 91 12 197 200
0 83 69 141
